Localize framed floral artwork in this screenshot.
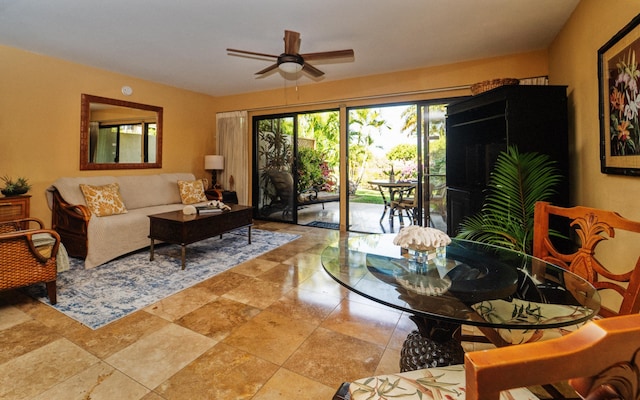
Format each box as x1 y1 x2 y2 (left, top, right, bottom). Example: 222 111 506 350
599 13 640 175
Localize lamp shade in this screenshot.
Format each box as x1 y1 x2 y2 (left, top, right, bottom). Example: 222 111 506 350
204 155 224 170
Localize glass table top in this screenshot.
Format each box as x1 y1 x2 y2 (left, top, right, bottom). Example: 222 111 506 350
321 234 601 330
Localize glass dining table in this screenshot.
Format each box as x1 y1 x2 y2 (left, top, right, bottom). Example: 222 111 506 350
321 234 601 371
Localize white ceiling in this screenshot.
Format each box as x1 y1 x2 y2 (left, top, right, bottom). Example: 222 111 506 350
0 0 579 97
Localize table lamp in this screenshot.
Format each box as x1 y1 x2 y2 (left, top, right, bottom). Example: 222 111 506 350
204 155 224 188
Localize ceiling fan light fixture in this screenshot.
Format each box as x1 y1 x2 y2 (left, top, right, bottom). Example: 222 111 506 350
277 53 303 74
278 61 303 74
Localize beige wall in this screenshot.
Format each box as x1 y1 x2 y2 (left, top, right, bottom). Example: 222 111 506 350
549 0 640 309
1 43 550 225
0 45 217 222
215 50 550 113
550 0 640 217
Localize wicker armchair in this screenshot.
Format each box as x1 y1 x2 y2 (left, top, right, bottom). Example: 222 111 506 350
0 218 59 304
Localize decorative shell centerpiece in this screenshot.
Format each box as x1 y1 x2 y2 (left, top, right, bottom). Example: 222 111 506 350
392 226 452 296
392 226 451 252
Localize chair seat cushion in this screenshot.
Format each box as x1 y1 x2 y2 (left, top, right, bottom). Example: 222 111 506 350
348 365 539 399
472 299 589 344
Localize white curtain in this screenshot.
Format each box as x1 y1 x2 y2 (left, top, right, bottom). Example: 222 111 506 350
216 111 248 204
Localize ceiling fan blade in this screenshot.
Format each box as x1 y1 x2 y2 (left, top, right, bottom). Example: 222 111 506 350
255 63 279 75
302 63 324 77
284 30 301 54
227 48 278 59
300 49 355 61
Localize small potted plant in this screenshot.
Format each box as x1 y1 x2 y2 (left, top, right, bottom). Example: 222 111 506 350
1 175 32 196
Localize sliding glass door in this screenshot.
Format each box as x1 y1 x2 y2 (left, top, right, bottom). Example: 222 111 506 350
419 103 447 231
253 110 341 226
254 115 296 223
252 103 447 232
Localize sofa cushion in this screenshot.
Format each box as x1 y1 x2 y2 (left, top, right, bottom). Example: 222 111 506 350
79 183 128 217
177 179 208 204
51 176 118 207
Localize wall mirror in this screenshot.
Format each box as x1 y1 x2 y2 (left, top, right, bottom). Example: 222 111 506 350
80 94 163 170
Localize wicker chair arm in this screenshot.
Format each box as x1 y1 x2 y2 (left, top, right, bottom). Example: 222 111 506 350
0 229 61 263
0 218 46 233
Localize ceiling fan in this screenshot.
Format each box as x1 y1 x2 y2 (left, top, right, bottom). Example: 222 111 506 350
226 30 354 78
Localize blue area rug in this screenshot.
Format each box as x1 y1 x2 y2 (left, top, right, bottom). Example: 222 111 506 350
25 228 299 330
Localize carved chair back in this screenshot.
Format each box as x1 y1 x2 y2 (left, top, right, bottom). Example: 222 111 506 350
533 201 640 317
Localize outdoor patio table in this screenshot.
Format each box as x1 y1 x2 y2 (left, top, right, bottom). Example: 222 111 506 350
321 234 601 371
367 180 417 225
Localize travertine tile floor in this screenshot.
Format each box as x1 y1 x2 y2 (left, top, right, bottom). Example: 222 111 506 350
0 221 417 400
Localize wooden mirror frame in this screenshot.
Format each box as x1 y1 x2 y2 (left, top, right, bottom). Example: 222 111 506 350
80 94 163 170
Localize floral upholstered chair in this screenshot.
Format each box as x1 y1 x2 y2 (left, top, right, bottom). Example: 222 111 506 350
345 365 537 400
334 314 640 400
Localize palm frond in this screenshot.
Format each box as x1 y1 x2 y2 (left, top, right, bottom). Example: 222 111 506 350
456 146 562 254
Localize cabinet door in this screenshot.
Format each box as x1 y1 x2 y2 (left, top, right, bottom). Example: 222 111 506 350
0 195 30 222
446 188 472 236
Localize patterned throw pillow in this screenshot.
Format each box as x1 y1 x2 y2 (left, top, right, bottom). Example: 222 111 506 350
79 183 128 217
177 179 208 204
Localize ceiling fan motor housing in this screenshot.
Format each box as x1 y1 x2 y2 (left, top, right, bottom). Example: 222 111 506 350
277 53 304 67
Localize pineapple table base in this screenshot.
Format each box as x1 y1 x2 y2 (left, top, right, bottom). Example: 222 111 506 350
400 316 464 371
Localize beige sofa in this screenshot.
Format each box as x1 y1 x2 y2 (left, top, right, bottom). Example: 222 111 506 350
46 173 208 269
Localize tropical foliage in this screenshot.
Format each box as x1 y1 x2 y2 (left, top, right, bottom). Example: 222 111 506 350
348 108 388 193
298 111 340 169
456 146 562 254
387 143 417 181
257 118 293 171
297 147 327 192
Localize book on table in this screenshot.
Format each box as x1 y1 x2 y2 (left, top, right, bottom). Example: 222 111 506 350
196 206 223 214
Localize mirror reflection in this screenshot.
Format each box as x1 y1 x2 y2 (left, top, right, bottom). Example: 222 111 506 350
80 94 163 170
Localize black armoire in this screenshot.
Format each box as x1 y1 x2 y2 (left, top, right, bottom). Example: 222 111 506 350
445 85 569 236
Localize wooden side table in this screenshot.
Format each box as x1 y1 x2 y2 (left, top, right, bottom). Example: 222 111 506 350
0 195 30 222
205 188 223 201
205 189 238 204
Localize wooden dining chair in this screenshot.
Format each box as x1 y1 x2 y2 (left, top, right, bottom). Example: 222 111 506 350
334 313 640 400
463 201 640 350
533 201 640 317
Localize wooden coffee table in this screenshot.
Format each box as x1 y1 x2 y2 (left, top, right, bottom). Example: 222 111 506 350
148 204 253 269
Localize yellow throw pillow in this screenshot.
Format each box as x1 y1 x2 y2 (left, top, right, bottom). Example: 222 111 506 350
177 179 208 204
79 183 128 217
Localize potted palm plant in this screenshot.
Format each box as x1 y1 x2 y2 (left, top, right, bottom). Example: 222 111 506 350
456 146 563 254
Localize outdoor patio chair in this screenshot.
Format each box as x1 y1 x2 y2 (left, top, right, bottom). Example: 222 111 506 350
264 170 294 217
390 185 417 226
